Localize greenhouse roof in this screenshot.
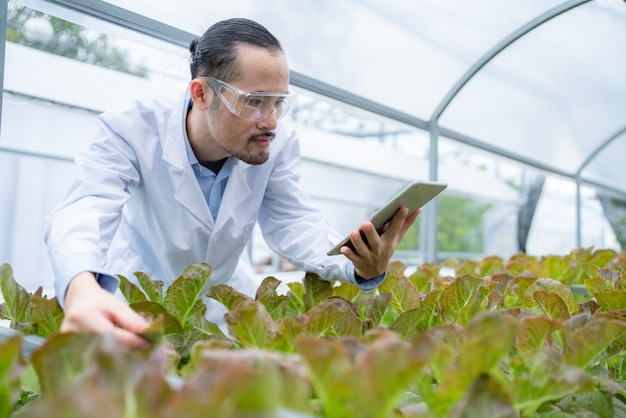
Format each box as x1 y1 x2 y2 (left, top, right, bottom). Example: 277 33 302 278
9 0 626 198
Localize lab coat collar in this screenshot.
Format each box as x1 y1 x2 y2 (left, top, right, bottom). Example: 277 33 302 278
163 89 252 228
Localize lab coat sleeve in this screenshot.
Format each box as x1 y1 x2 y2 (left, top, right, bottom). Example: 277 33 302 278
44 115 141 307
257 128 384 289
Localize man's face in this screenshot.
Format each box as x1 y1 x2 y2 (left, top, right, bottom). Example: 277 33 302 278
204 44 290 165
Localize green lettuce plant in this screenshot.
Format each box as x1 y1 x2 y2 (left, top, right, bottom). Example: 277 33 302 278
1 247 626 417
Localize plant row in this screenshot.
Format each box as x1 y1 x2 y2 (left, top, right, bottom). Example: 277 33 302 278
1 247 626 417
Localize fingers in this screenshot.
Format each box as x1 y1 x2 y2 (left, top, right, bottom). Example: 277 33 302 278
352 222 379 255
345 207 413 256
408 208 421 221
62 306 150 350
364 207 415 245
395 208 420 239
112 328 152 350
64 305 150 348
341 206 422 279
107 300 151 334
62 277 151 350
385 207 410 236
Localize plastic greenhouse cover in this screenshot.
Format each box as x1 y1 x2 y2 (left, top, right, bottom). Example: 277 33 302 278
91 0 626 197
97 0 564 120
13 0 626 197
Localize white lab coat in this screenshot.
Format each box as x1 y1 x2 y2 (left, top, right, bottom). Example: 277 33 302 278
45 90 358 310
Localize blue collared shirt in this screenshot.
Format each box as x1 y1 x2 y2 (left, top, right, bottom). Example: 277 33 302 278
183 136 235 221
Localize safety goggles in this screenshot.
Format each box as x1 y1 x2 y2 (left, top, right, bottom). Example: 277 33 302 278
205 77 295 121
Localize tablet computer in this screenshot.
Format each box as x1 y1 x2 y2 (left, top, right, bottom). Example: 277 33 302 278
327 181 448 256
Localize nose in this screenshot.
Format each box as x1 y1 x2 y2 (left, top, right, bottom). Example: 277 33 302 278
256 109 279 130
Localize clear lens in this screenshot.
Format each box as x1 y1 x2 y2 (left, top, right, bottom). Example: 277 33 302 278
206 77 294 121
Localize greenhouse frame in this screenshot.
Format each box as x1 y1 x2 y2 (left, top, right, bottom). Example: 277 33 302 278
1 0 625 293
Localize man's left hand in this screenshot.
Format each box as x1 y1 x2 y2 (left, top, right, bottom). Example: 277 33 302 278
340 207 421 279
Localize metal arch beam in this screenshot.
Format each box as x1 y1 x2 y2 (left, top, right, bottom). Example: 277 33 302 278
288 72 431 131
429 0 592 123
40 0 194 47
576 124 626 176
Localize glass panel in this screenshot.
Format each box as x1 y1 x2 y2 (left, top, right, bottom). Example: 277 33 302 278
0 152 74 293
437 194 494 260
527 178 620 254
1 91 97 157
579 183 621 251
3 2 190 160
5 1 189 115
435 137 521 261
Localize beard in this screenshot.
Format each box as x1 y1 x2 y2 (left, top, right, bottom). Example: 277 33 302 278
231 131 275 165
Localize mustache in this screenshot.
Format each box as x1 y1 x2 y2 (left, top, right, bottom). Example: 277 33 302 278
250 131 275 141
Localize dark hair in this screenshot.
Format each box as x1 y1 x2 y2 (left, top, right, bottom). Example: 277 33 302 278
188 18 283 82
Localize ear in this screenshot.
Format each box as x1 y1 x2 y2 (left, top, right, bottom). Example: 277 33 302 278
189 79 210 110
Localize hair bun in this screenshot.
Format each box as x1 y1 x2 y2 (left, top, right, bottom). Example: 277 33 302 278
189 37 200 56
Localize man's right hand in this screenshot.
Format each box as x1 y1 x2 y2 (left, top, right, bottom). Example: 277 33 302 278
61 272 151 349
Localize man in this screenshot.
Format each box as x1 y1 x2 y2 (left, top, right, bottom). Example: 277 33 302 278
44 18 418 348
